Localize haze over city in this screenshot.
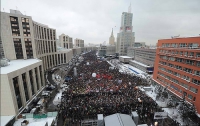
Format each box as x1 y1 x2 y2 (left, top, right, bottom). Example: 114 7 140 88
2 0 200 45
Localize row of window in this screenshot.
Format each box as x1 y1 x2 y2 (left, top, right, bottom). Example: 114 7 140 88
12 66 43 110
162 43 199 48
157 76 196 101
157 72 199 94
159 50 200 58
158 66 200 85
159 61 200 76
160 55 200 67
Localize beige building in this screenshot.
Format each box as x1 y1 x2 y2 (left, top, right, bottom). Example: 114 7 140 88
74 38 84 47
1 10 37 60
109 28 115 45
59 34 73 49
1 59 45 116
98 45 116 56
0 10 96 123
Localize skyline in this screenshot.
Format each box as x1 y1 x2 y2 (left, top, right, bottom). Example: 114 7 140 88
2 0 200 45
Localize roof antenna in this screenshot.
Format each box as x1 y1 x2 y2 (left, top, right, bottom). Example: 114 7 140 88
128 3 131 13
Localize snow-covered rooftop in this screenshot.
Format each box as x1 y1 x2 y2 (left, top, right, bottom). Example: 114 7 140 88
1 59 42 74
0 115 15 126
119 56 132 58
13 117 55 126
129 60 149 67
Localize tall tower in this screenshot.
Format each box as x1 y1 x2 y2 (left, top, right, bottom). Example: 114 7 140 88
116 5 135 56
109 28 115 45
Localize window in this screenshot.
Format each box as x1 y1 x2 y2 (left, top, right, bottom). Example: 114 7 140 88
192 78 200 85
180 51 183 56
189 52 194 57
180 43 187 47
188 43 199 48
190 87 198 93
183 67 193 73
169 57 175 61
168 63 174 68
196 53 200 58
185 59 194 65
194 70 200 76
188 94 193 100
183 75 190 81
174 72 180 77
197 61 200 67
175 65 182 70
176 58 183 62
180 82 189 89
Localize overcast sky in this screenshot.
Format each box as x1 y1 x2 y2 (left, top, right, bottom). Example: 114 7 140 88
2 0 200 45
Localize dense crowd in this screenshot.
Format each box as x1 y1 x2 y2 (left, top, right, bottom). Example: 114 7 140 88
57 51 179 126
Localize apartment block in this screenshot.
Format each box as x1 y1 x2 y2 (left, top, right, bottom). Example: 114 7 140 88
59 33 73 49
74 38 84 47
152 37 200 114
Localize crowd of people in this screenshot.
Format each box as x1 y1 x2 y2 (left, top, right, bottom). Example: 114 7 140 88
57 51 179 126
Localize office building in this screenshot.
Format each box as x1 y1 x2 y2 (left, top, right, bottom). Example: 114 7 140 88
134 47 156 67
59 33 73 49
97 45 116 56
134 42 145 47
116 5 135 56
1 59 45 116
0 9 96 119
74 38 84 47
152 37 200 115
109 28 115 45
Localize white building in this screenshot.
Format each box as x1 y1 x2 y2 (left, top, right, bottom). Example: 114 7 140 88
116 5 135 56
1 59 45 116
74 38 84 47
59 33 73 49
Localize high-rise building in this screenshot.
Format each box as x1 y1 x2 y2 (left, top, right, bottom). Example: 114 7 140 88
116 5 135 56
152 37 200 115
59 34 73 49
74 38 84 47
109 28 115 45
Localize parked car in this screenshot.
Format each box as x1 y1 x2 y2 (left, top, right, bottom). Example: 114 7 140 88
42 91 50 97
46 85 56 91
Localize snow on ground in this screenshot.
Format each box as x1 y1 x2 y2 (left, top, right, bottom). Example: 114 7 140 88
52 90 62 105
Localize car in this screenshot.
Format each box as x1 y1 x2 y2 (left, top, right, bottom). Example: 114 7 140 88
42 91 50 97
46 85 56 90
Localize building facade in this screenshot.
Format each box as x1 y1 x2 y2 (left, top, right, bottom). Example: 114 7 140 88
74 38 84 47
134 48 156 67
1 10 37 60
59 34 73 49
152 37 200 115
97 45 116 56
1 59 45 116
109 28 115 45
0 10 96 118
116 9 135 56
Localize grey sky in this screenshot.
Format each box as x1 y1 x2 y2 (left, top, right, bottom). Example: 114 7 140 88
2 0 200 45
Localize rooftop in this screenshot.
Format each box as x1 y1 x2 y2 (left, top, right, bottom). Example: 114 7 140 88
13 117 55 126
129 60 149 67
0 115 15 126
119 56 132 58
104 113 136 126
0 59 42 74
